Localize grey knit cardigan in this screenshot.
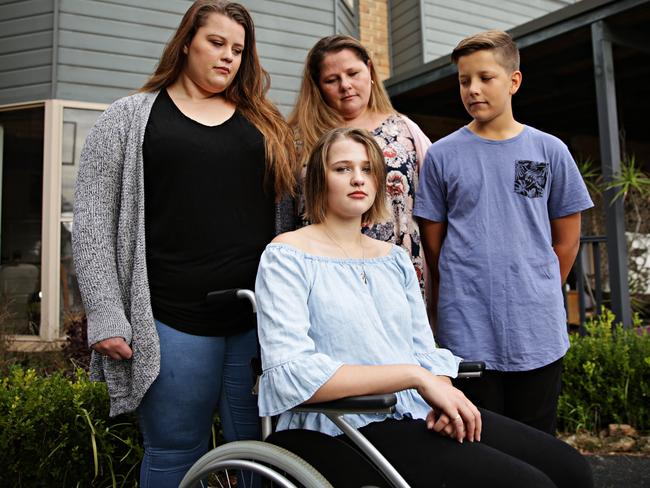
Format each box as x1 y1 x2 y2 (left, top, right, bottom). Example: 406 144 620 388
72 91 296 416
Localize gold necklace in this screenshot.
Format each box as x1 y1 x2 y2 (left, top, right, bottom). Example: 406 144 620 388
322 226 368 285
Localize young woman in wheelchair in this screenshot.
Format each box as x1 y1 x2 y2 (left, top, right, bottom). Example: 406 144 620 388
254 127 593 488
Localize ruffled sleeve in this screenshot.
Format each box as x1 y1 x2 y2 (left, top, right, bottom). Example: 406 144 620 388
255 245 343 416
395 248 462 377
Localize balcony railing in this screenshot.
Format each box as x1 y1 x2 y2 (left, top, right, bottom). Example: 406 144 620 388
563 235 607 330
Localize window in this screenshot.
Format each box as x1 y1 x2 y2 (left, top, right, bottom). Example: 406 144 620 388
60 108 103 328
0 100 105 349
0 107 44 336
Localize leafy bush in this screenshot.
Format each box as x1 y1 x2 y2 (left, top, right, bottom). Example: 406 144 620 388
0 367 142 487
558 309 650 433
1 366 225 486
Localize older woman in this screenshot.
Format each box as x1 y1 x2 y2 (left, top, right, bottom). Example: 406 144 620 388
289 35 431 290
72 1 297 486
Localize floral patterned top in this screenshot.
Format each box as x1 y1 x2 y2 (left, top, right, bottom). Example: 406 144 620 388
364 114 424 292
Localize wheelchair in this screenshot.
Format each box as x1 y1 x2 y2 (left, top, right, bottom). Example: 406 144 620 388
179 289 484 488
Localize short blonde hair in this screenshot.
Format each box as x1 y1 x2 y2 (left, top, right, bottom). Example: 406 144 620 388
451 30 520 73
304 128 389 225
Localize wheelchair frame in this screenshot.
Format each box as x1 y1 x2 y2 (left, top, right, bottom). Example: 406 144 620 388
179 289 484 488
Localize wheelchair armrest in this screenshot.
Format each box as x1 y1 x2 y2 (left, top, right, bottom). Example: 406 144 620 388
457 361 485 379
291 394 397 414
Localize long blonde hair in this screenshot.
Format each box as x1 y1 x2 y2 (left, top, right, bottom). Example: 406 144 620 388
141 0 298 198
288 35 394 161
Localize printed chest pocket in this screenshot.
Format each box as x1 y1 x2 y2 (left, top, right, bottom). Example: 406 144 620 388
514 160 549 198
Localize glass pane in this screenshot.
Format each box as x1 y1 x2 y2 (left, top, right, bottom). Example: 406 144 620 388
60 108 102 334
61 108 102 219
60 221 83 331
0 107 44 335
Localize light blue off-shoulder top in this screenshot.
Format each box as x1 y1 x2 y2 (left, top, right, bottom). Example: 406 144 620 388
255 243 461 436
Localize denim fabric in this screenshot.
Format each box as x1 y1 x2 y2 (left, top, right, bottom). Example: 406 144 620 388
414 126 593 371
255 243 461 436
137 320 260 488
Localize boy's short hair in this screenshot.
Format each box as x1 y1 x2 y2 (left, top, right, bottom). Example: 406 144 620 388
451 30 520 72
304 128 389 225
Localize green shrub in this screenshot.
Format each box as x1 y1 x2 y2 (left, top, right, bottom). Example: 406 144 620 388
558 309 650 433
0 367 142 487
1 366 225 486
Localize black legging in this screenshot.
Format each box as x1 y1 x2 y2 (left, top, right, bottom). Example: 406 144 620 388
268 408 593 488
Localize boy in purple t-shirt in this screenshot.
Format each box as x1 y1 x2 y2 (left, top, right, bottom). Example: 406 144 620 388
414 31 593 435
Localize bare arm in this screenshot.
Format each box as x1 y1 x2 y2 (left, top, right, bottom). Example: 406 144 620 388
309 364 480 443
418 219 447 330
308 363 425 403
550 212 582 283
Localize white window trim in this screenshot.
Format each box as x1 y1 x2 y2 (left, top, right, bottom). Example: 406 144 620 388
2 99 107 351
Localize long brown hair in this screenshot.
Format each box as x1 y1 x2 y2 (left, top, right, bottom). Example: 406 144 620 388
141 0 298 198
288 35 394 161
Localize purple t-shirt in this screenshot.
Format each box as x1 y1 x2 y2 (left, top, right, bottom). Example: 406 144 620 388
414 126 593 371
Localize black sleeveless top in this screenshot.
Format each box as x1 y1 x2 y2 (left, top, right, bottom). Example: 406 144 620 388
143 89 274 336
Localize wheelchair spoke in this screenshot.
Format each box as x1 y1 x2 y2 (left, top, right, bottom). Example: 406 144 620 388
226 469 233 488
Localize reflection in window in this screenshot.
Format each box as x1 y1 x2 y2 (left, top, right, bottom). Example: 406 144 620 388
0 107 44 335
61 108 102 218
60 108 102 327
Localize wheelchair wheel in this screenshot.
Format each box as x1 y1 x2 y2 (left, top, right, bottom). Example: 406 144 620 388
179 440 333 488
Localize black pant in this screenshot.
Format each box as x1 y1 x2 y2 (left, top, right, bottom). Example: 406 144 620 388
453 357 564 435
268 409 593 488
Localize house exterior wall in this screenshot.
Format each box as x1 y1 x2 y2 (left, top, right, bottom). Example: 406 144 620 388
389 0 423 76
391 0 579 77
0 0 359 114
0 0 55 103
360 0 390 80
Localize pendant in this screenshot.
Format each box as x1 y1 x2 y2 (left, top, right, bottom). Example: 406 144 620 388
361 270 368 285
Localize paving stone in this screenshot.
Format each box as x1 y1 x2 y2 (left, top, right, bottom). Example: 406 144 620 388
587 455 650 488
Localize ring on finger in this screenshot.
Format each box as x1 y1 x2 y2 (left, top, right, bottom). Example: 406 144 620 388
453 414 462 422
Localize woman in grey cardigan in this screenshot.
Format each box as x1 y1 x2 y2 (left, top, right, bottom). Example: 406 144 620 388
72 1 298 486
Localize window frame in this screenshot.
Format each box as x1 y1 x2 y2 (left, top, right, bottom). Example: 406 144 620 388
342 0 356 13
1 99 107 351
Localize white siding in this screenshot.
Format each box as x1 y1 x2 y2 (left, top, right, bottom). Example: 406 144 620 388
390 0 579 77
422 0 578 61
0 0 54 104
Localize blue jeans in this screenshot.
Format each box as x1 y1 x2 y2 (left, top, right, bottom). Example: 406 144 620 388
137 320 260 488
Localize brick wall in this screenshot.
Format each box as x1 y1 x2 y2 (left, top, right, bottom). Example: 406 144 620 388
359 0 390 80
